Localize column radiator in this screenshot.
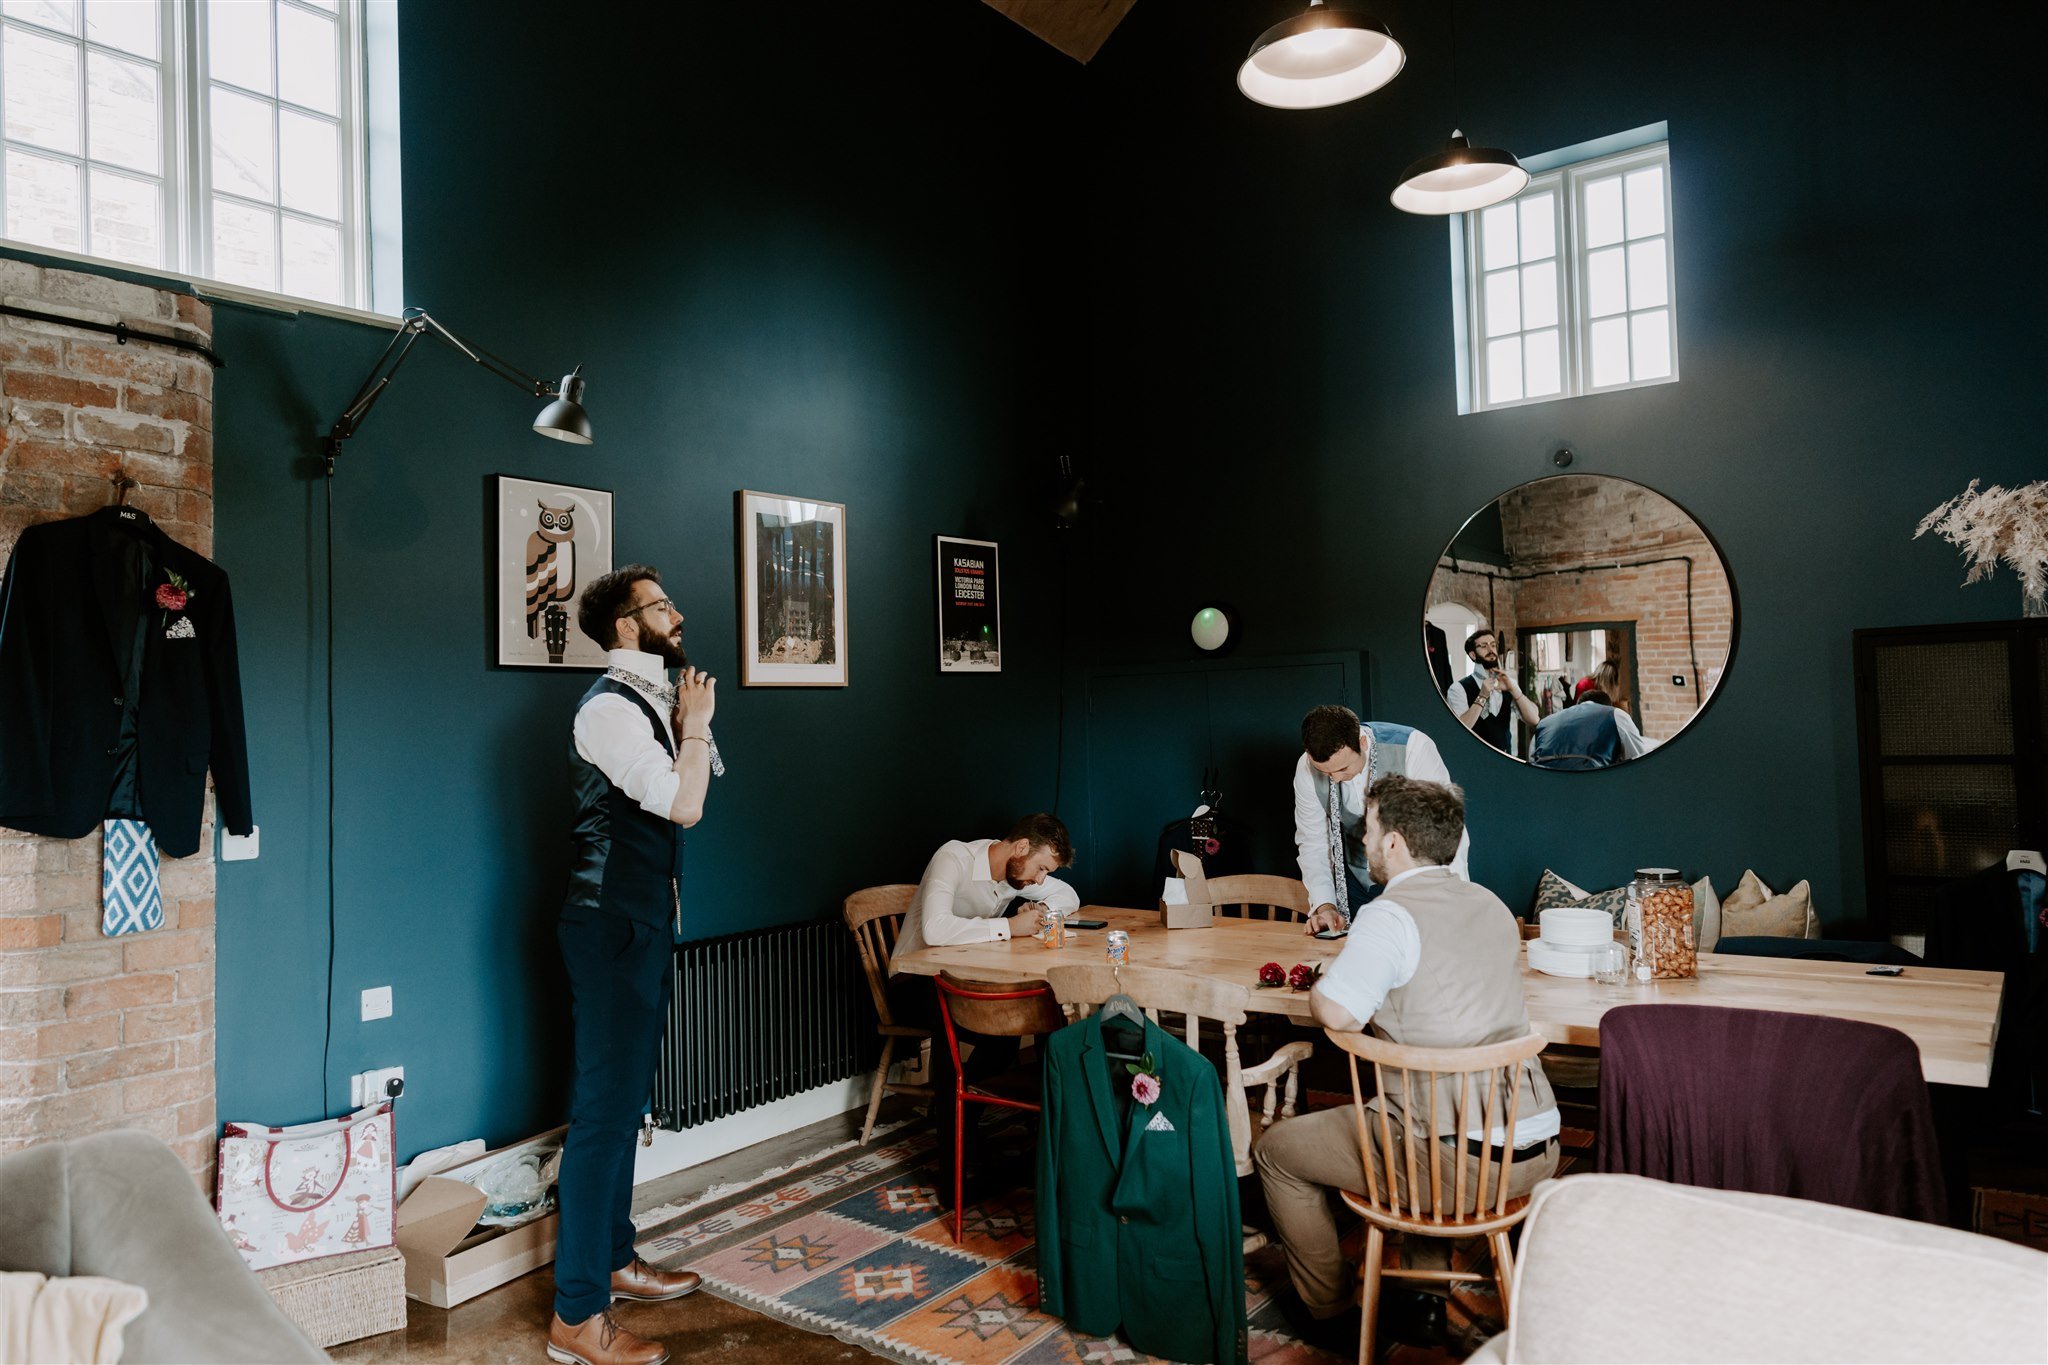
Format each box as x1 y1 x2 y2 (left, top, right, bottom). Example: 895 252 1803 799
653 919 875 1130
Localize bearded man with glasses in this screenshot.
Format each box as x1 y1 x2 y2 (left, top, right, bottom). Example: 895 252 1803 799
547 564 723 1365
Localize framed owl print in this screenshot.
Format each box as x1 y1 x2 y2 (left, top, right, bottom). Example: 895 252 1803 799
494 475 616 668
736 489 848 687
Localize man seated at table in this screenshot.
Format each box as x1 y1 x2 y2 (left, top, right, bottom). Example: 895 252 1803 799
889 813 1078 972
1256 776 1557 1338
1294 705 1469 934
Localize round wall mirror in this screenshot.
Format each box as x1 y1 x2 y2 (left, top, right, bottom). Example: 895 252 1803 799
1423 474 1735 770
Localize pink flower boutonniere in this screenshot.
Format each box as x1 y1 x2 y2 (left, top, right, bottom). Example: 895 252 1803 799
1124 1052 1161 1106
154 570 196 633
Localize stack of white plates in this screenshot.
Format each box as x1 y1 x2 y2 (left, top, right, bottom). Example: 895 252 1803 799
1527 906 1616 978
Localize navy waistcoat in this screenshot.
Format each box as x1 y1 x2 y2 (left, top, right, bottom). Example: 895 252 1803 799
565 678 685 926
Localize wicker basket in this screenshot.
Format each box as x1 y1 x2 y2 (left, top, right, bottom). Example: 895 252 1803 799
257 1245 407 1348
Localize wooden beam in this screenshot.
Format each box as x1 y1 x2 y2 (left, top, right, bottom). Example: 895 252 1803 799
982 0 1138 65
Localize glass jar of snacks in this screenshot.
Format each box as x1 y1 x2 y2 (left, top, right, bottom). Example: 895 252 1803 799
1626 868 1695 980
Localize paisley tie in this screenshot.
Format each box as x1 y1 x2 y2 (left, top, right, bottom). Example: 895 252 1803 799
1326 781 1350 925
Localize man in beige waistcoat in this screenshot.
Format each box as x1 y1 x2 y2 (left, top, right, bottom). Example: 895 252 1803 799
1255 775 1558 1328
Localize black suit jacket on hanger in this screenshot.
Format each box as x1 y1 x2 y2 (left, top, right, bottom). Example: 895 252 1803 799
0 507 253 857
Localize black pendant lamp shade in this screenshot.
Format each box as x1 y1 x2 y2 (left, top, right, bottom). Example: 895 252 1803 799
534 366 593 444
1238 1 1406 110
1391 130 1529 215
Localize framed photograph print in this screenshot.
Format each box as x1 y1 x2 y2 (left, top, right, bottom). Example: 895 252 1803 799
737 490 848 687
494 475 615 668
935 535 1001 673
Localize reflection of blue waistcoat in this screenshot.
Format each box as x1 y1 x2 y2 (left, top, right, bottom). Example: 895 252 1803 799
1531 704 1625 771
565 678 685 926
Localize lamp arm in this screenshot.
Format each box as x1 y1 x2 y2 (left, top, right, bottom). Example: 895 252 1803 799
410 311 558 398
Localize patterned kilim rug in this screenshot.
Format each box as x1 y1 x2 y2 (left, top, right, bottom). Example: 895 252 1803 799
630 1107 1584 1365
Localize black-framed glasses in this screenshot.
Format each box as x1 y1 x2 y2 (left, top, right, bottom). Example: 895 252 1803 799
618 597 678 621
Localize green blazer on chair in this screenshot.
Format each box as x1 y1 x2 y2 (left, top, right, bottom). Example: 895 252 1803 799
1037 1012 1248 1365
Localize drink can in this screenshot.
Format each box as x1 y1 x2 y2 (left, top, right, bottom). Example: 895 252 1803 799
1106 929 1130 968
1041 905 1065 948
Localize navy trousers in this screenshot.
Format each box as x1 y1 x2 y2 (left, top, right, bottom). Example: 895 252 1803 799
555 907 674 1324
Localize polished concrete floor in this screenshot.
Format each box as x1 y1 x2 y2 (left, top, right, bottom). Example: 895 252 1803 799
330 1098 918 1363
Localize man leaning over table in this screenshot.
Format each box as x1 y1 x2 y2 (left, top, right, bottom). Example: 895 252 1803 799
1294 704 1470 935
1256 775 1557 1343
888 815 1077 1163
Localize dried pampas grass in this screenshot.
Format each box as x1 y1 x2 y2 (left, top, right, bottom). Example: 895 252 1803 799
1915 479 2048 608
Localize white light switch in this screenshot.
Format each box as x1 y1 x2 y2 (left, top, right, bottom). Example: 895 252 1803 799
360 986 393 1021
221 826 260 861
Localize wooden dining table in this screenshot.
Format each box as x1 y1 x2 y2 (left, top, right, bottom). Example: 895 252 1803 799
891 906 2007 1088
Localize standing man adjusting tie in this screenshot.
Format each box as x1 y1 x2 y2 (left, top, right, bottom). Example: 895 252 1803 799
1446 628 1539 757
1294 705 1469 936
550 565 723 1365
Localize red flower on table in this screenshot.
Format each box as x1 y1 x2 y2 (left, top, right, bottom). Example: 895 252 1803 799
1257 962 1285 988
1287 963 1316 992
155 583 187 611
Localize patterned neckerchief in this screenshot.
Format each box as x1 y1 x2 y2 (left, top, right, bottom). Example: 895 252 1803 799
604 667 725 776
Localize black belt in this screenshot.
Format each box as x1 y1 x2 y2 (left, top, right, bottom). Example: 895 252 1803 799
1462 1135 1558 1162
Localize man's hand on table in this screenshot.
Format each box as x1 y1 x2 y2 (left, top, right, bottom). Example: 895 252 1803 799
1305 905 1346 935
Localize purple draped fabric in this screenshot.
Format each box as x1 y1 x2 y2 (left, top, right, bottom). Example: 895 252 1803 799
1596 1004 1947 1223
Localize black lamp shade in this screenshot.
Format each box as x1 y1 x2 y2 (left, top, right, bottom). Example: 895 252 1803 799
1238 4 1405 110
534 369 592 444
1391 132 1529 215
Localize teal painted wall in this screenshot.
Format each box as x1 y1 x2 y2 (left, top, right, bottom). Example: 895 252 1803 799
209 2 1089 1152
1057 2 2044 920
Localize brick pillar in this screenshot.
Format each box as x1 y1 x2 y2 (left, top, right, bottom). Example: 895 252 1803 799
0 258 220 1186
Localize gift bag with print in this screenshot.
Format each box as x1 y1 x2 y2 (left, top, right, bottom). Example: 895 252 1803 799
216 1101 397 1271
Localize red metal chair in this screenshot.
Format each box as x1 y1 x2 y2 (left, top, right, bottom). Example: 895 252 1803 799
931 971 1063 1243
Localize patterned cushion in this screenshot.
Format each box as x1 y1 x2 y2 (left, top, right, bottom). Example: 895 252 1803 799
1531 869 1631 927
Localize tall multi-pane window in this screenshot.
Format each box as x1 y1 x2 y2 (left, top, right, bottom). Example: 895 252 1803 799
0 0 388 311
1463 141 1675 411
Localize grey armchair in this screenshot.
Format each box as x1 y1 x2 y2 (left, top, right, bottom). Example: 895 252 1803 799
0 1129 326 1363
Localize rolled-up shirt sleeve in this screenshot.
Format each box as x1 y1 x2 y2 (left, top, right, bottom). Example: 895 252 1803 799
573 694 681 819
1016 875 1080 917
1311 901 1421 1027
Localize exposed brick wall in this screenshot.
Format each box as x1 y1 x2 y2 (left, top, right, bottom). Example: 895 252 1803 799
0 258 219 1186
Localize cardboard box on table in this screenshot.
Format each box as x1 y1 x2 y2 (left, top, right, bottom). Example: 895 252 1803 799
1157 848 1215 929
394 1127 564 1309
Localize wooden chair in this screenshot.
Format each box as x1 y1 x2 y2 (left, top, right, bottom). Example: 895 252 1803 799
1045 963 1314 1253
1322 1028 1549 1365
1206 873 1312 922
843 885 933 1145
931 972 1065 1243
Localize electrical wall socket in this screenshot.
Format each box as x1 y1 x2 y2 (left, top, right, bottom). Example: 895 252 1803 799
350 1066 404 1108
360 986 392 1021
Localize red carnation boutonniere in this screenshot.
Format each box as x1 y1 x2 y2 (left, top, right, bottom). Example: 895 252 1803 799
155 570 196 633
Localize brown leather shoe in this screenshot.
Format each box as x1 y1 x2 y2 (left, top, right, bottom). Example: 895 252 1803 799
611 1256 701 1303
546 1309 668 1365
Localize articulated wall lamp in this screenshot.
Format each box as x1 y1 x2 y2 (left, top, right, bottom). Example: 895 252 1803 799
320 307 590 473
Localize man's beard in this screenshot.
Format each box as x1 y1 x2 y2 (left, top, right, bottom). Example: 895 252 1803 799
1365 841 1389 887
648 628 688 669
1004 854 1033 890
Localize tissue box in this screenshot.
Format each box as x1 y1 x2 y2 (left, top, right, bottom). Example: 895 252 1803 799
1157 848 1215 930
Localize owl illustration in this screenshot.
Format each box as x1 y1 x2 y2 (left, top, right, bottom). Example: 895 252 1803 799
525 498 578 647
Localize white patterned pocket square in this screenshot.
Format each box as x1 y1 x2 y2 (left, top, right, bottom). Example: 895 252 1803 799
165 616 196 640
1144 1111 1175 1133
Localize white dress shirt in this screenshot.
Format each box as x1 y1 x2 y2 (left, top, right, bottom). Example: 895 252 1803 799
1612 706 1653 759
572 649 680 817
1446 665 1519 753
1314 866 1559 1147
1291 726 1470 909
888 838 1080 973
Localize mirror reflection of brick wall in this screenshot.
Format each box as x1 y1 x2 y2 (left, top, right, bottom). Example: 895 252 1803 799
0 260 220 1187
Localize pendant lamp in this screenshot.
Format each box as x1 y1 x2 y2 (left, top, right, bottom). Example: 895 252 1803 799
1391 130 1529 215
1237 0 1405 110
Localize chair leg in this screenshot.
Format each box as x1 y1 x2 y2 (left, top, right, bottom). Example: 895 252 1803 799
952 1093 967 1243
1489 1230 1515 1322
860 1038 895 1146
1358 1223 1384 1365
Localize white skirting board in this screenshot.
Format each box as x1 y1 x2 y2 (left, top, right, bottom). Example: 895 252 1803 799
631 1076 870 1187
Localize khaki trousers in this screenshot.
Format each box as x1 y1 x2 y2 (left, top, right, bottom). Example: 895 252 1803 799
1253 1105 1559 1316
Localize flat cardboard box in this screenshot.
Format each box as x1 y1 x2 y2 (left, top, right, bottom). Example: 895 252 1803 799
395 1128 564 1309
1157 848 1215 929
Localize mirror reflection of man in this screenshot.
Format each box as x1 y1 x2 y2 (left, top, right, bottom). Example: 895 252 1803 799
1446 629 1539 756
1294 706 1470 935
1530 688 1651 770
